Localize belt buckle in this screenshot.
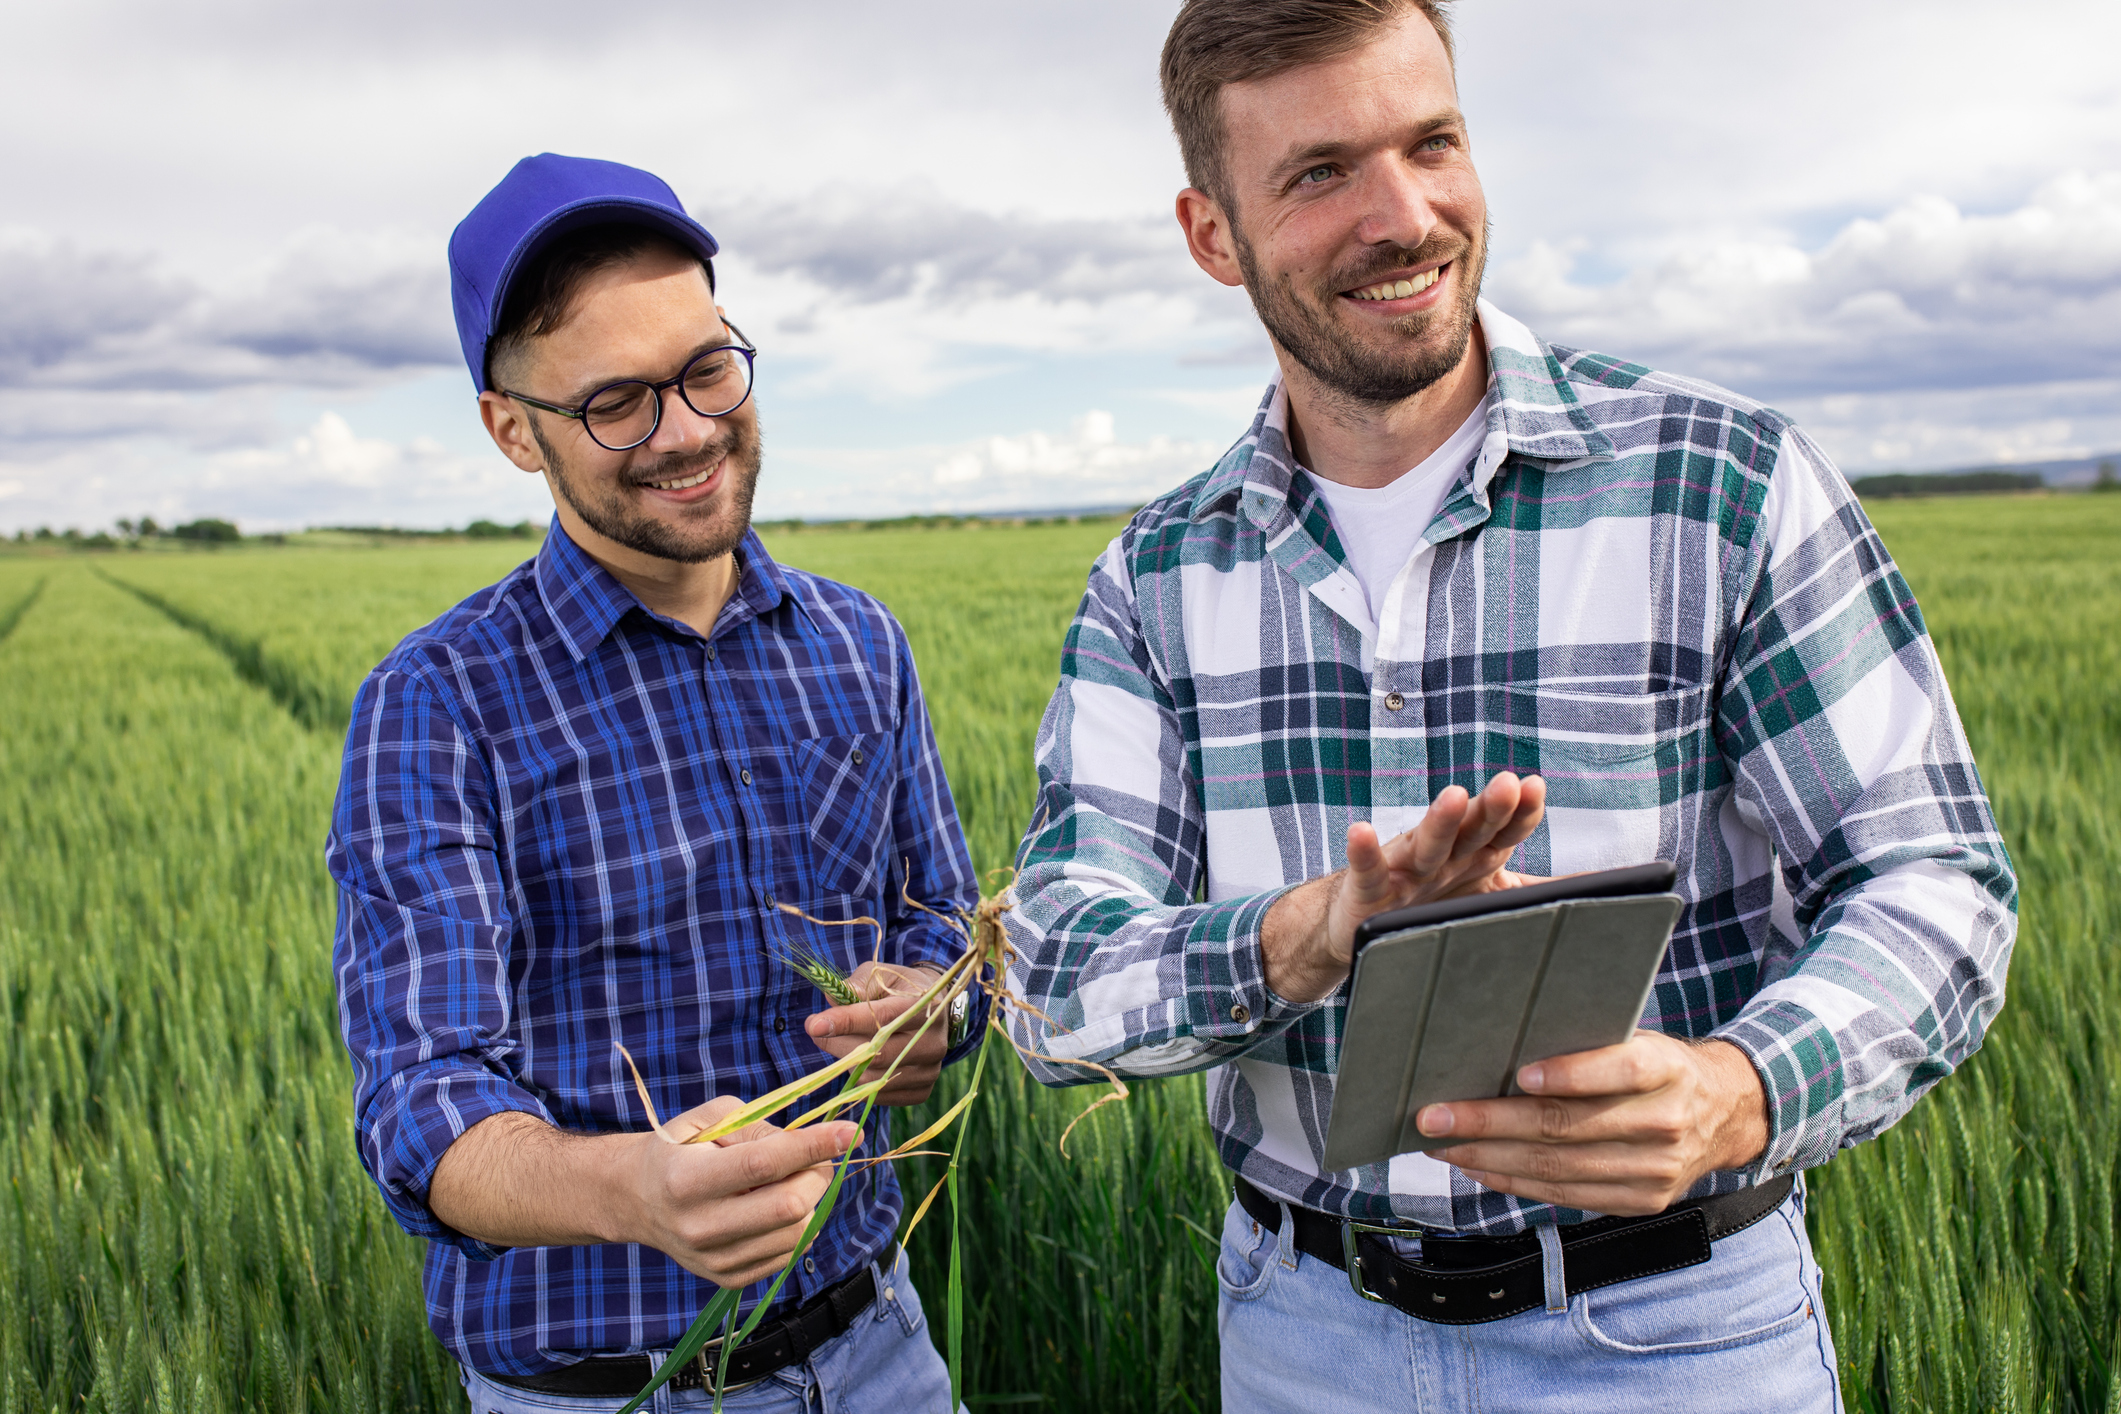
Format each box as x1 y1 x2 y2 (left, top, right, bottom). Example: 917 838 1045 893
1341 1218 1416 1304
687 1334 762 1395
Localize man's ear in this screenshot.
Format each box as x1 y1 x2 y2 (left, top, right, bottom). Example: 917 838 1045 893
1175 188 1246 289
479 391 547 474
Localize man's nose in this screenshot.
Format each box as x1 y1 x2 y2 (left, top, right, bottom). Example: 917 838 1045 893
645 383 719 455
1351 156 1441 251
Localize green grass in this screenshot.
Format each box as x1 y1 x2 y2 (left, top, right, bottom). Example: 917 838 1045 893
762 522 1116 879
1 497 2116 1411
1805 496 2121 1413
97 541 541 732
0 566 458 1414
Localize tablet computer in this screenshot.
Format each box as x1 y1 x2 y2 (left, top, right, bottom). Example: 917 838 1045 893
1321 862 1682 1173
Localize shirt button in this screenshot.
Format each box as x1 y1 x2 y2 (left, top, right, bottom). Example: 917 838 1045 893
1230 1003 1251 1024
1383 692 1406 712
741 769 753 786
705 643 717 661
804 1257 816 1274
774 1016 786 1034
850 748 864 766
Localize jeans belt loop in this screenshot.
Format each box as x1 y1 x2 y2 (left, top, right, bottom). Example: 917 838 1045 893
1537 1224 1567 1313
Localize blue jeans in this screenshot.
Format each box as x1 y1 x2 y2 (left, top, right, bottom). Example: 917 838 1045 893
460 1251 957 1414
1218 1184 1842 1412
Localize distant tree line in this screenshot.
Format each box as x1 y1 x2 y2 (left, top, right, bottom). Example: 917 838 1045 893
7 517 239 549
1850 469 2045 499
7 517 541 549
317 520 538 540
760 510 1137 534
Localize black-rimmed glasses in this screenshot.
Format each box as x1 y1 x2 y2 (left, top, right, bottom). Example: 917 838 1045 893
502 323 757 452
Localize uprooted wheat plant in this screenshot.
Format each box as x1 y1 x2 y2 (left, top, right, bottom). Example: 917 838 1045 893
611 880 1127 1412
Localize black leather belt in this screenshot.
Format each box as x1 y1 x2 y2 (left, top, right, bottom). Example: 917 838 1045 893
1235 1173 1792 1326
482 1263 877 1396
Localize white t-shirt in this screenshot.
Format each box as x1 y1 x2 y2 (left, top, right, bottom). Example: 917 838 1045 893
1306 396 1492 627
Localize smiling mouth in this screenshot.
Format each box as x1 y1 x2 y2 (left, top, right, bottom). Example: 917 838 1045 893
642 461 719 492
1346 264 1445 302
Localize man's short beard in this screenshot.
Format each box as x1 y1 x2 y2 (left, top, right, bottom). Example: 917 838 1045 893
531 416 762 565
1235 217 1489 409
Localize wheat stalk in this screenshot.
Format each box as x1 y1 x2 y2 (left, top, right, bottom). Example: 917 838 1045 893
620 874 1130 1412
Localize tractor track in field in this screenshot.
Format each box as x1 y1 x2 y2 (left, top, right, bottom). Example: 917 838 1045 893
95 569 347 733
0 576 46 647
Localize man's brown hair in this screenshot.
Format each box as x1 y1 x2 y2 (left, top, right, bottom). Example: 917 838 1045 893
487 224 713 391
1159 0 1456 210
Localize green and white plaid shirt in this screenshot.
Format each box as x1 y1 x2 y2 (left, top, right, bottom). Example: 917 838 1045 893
1003 302 2016 1234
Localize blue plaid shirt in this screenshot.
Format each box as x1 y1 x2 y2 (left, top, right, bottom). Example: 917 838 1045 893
328 521 979 1375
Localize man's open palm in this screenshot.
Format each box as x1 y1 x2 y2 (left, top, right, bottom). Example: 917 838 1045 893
1265 772 1547 1003
1326 771 1548 962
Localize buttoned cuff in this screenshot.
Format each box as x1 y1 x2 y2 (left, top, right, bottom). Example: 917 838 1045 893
1711 998 1848 1184
1182 884 1320 1041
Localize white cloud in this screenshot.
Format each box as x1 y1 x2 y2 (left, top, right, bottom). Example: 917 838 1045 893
0 232 191 379
198 228 454 373
1453 1 2121 266
0 227 450 393
1489 172 2121 398
194 413 545 528
722 187 1195 309
0 411 545 534
0 387 283 451
1776 379 2121 474
766 411 1225 519
710 188 1257 403
1152 384 1272 424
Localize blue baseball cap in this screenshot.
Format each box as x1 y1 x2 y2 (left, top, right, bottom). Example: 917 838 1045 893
448 153 721 393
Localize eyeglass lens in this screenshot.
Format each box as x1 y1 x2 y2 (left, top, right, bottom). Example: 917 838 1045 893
581 346 754 450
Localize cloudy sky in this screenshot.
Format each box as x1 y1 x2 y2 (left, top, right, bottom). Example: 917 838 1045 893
4 0 2119 532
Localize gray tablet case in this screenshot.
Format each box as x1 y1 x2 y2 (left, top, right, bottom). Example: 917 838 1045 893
1321 892 1683 1173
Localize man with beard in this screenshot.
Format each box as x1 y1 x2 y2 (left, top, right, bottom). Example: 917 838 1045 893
1003 4 2014 1409
328 154 978 1410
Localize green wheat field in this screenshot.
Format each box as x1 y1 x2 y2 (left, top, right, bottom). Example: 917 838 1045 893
1 493 2115 1412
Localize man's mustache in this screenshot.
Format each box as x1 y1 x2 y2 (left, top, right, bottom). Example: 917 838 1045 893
624 427 753 488
1325 234 1469 295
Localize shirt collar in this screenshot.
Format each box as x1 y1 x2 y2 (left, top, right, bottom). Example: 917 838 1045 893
1476 301 1617 467
1189 301 1614 525
533 517 797 662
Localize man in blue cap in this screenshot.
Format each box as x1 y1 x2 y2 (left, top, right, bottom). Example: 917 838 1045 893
328 153 978 1410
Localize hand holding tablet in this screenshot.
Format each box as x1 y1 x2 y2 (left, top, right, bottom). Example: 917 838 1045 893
1322 862 1683 1173
1321 858 1771 1214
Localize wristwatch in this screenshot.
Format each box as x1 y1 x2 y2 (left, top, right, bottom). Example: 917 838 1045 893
946 988 973 1049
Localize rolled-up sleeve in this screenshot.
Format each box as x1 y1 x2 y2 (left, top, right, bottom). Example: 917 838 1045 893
1004 531 1315 1086
1710 429 2018 1180
328 668 553 1258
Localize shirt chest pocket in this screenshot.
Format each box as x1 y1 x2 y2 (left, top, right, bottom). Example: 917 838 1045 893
791 732 894 900
1477 682 1718 815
